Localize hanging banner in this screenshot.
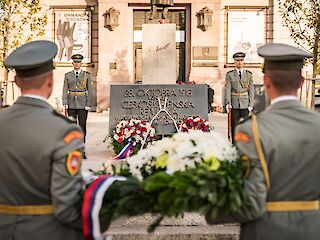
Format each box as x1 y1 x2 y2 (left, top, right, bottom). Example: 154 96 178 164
227 11 265 64
54 9 91 63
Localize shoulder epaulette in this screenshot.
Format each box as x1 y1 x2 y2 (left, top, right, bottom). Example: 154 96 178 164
246 70 252 74
239 112 260 124
227 70 234 74
53 110 76 123
239 114 253 124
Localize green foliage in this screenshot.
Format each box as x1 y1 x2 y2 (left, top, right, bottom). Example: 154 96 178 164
143 160 250 223
0 0 47 67
95 160 250 232
278 0 320 75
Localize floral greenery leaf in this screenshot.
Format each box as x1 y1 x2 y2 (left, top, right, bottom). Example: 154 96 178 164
95 159 251 232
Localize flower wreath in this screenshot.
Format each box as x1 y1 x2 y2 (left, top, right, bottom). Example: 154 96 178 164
111 119 156 157
179 116 210 132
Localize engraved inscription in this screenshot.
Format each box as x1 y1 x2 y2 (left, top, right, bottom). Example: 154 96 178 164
110 85 208 135
156 42 170 52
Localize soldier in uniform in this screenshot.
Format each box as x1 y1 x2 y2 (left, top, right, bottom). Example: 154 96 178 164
0 40 85 239
63 54 93 154
225 52 254 142
217 43 320 240
150 0 174 19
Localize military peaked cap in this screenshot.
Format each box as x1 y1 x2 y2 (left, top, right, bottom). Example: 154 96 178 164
257 43 312 72
233 52 246 60
4 40 57 78
71 54 84 62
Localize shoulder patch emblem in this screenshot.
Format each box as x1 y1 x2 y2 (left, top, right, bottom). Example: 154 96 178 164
53 110 75 123
234 132 250 143
66 151 82 176
64 131 83 143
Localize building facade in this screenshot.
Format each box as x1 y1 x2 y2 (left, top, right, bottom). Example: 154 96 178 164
1 0 313 111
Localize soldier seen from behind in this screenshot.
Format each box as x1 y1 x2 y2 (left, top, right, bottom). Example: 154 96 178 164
214 43 320 240
0 40 85 240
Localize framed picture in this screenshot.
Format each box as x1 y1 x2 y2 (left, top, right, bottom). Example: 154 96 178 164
226 9 266 64
54 9 91 63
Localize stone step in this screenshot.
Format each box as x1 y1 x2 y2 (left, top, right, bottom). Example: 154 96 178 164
105 225 239 240
104 214 239 240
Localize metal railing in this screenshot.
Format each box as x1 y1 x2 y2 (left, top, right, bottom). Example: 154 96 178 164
299 78 320 110
0 80 16 107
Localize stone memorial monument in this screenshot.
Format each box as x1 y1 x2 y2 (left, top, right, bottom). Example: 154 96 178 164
109 84 208 135
142 24 176 84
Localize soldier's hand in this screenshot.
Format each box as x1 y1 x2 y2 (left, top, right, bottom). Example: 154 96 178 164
85 106 91 111
248 106 253 112
226 104 232 113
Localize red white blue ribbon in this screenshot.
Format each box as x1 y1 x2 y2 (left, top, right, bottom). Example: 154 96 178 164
113 141 134 160
82 175 126 240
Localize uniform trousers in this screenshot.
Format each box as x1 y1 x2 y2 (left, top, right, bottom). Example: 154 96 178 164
68 109 88 142
231 108 249 143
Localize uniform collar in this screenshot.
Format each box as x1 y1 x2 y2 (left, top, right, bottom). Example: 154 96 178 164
23 94 48 102
74 69 82 75
271 95 297 105
236 69 243 75
15 96 54 110
268 98 302 111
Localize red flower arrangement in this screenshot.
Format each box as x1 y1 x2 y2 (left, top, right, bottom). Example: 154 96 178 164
179 116 210 132
111 119 156 155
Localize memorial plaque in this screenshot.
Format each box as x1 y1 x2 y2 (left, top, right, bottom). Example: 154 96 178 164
193 46 218 60
192 62 218 67
109 84 208 134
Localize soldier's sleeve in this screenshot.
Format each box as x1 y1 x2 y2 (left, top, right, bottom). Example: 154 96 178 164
51 124 85 229
225 72 231 105
230 121 267 222
247 71 254 108
86 72 93 107
62 73 68 106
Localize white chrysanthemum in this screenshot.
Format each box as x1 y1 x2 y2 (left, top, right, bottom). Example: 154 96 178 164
127 130 238 179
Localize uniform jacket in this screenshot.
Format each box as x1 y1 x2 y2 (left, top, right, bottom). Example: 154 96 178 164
0 97 85 240
233 100 320 240
63 70 93 109
225 69 254 109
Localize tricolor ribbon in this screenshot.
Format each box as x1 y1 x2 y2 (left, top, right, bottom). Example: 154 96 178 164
82 175 126 240
113 141 134 160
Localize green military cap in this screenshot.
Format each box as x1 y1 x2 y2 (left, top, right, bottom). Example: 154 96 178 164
233 52 246 60
4 40 57 78
257 43 312 72
71 54 84 63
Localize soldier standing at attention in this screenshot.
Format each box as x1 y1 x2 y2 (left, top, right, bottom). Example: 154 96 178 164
63 54 92 158
0 40 85 240
220 43 320 240
225 52 254 142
